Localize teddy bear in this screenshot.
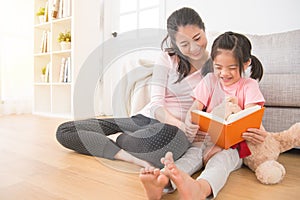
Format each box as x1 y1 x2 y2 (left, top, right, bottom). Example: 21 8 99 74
243 122 300 184
210 97 300 184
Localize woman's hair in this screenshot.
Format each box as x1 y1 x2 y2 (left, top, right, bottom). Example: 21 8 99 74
210 31 263 81
161 7 206 83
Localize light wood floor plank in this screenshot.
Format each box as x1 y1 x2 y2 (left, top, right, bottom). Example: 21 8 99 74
0 114 299 200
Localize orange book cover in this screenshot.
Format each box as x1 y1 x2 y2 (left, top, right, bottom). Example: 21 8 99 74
191 105 265 149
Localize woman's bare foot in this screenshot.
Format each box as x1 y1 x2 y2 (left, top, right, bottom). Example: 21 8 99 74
139 167 169 200
114 149 152 168
166 163 212 200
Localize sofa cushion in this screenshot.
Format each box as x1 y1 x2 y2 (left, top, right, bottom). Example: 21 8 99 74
263 107 300 132
247 29 300 74
259 73 300 107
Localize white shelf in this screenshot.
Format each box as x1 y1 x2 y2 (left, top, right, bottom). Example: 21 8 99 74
33 0 72 118
33 0 103 119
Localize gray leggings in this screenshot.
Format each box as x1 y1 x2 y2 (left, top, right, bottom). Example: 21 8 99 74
56 114 190 168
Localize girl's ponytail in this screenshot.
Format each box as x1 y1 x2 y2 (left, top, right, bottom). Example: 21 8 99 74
249 55 263 81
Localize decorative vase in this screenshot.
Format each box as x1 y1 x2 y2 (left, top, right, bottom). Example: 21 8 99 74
40 74 46 82
38 15 45 23
60 42 71 50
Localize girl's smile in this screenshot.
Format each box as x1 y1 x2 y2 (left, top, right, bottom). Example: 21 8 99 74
213 50 241 87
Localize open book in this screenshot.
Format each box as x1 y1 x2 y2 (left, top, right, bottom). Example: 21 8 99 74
191 105 265 149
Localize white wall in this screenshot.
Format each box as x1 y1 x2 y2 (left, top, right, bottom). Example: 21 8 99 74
165 0 300 34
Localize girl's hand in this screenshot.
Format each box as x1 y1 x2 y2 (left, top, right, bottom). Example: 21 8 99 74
242 128 268 144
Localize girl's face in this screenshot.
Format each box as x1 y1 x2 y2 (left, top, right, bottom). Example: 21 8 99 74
175 25 207 61
213 50 241 87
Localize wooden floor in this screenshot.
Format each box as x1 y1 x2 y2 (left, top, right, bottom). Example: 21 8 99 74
0 114 299 200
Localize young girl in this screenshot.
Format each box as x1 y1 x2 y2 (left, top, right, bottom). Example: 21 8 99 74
186 31 266 163
141 32 266 200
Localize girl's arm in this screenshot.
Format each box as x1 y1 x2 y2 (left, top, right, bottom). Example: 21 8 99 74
242 102 268 144
242 103 267 144
242 127 268 144
241 78 267 144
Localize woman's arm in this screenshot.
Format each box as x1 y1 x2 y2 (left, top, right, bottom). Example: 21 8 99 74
150 53 185 129
150 75 182 127
184 100 204 142
154 107 185 129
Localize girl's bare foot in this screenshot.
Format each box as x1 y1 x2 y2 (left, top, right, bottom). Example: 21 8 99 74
139 167 169 200
166 163 212 200
160 151 174 176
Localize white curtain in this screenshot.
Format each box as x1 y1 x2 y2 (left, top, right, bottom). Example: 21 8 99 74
0 1 33 115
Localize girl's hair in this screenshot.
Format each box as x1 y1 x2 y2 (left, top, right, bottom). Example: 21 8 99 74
161 7 206 83
211 31 263 81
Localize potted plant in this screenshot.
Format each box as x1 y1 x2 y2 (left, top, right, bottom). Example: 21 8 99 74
36 7 45 23
57 31 71 50
41 66 47 82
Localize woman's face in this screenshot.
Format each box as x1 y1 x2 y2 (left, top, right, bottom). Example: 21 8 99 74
213 50 241 87
175 25 207 61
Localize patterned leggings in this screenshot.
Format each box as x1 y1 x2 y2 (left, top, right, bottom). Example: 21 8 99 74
56 114 190 168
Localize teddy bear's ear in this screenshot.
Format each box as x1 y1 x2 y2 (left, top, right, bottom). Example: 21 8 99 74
255 160 285 184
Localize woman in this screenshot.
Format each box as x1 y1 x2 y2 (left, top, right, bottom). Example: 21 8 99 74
56 7 210 168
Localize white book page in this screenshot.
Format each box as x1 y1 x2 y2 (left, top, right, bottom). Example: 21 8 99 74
192 105 261 125
192 110 227 124
226 105 261 123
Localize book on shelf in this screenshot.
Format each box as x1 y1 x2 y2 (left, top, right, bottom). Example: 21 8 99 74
51 0 60 18
191 105 265 149
44 1 49 22
58 0 63 18
47 0 72 19
37 0 72 24
40 30 50 53
44 62 50 83
63 56 69 82
58 57 66 82
62 0 72 18
66 56 71 82
58 56 71 83
46 30 50 52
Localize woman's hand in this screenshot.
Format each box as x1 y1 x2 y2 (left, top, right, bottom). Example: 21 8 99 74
184 101 205 143
193 131 209 143
184 117 199 142
242 128 269 144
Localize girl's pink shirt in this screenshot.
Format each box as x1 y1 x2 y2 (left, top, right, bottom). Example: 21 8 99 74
139 52 203 121
192 73 265 112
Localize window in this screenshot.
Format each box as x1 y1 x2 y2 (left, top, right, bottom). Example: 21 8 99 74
105 0 165 38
